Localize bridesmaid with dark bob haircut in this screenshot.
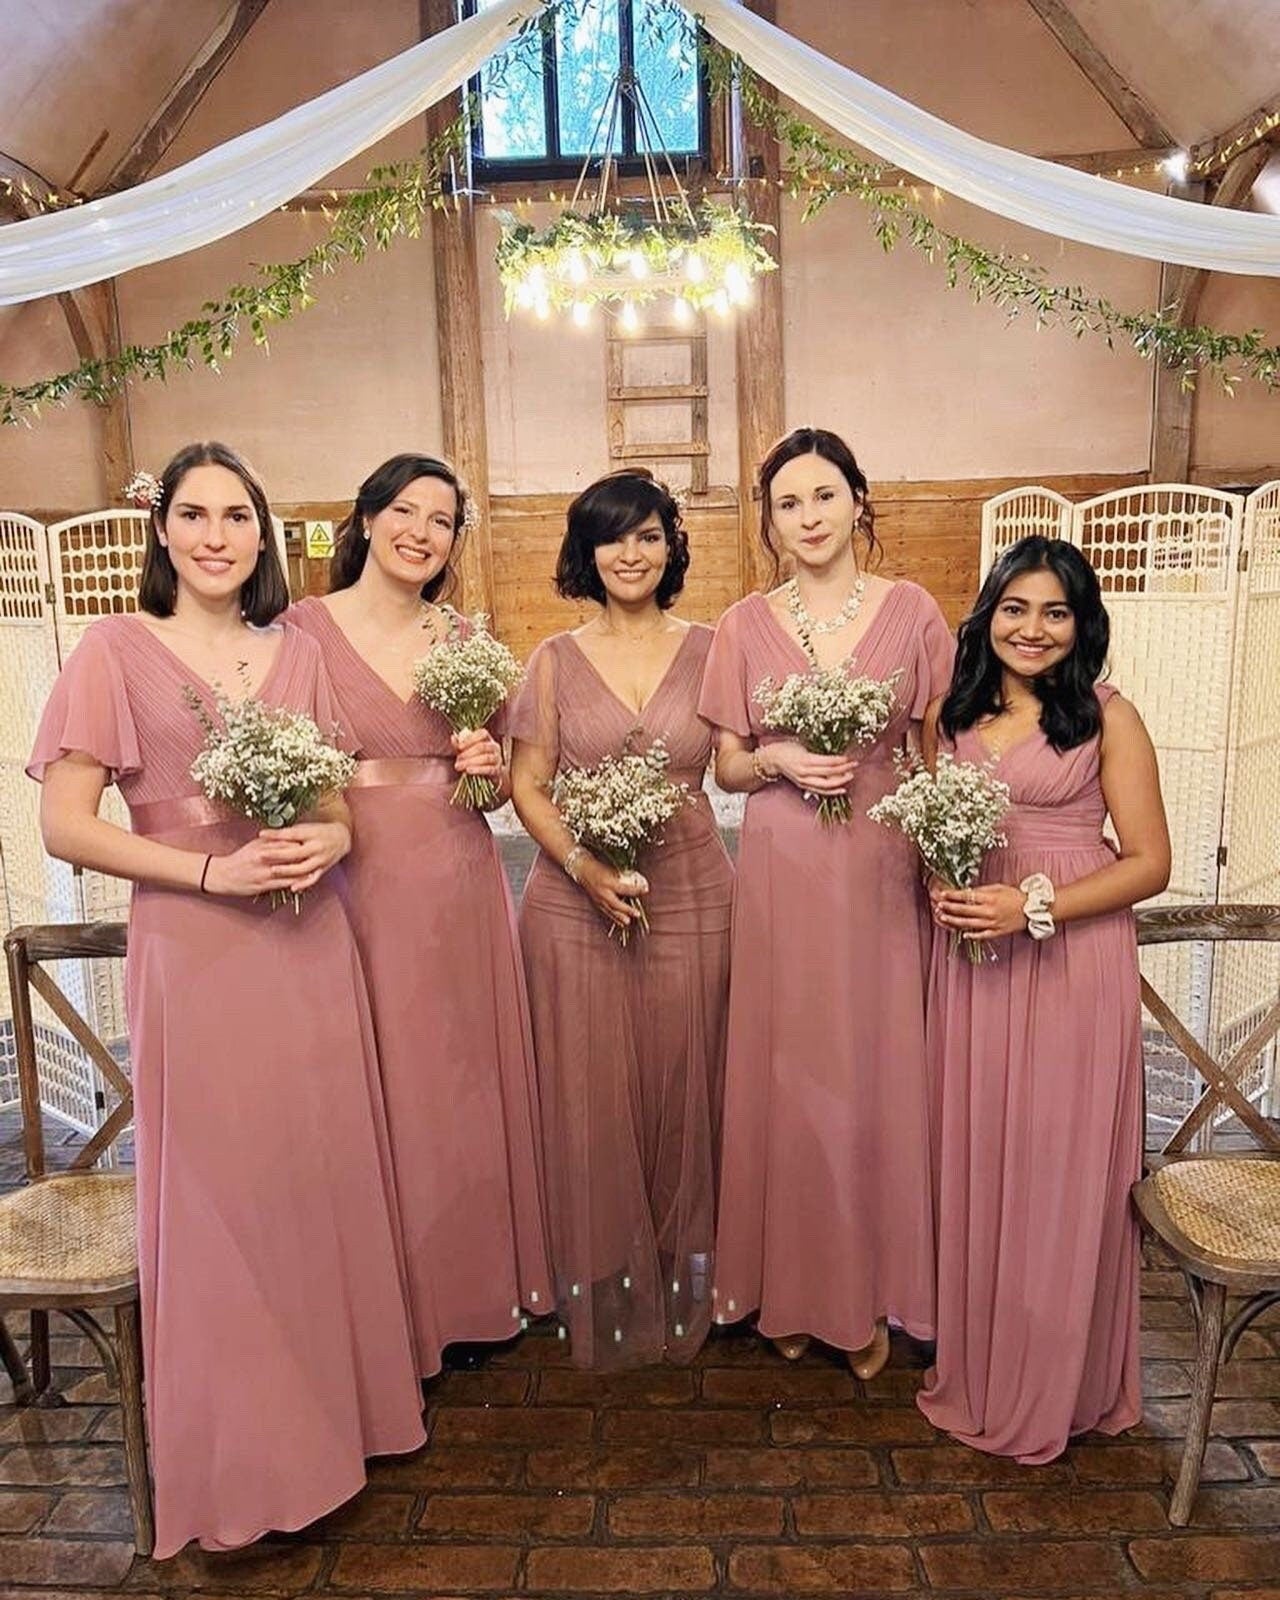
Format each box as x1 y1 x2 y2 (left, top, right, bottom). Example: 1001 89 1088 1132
509 468 732 1368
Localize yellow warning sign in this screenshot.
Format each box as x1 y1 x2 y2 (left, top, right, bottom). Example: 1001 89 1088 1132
304 520 334 559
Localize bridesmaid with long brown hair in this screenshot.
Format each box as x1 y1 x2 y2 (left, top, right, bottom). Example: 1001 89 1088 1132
699 426 954 1379
28 441 424 1556
290 453 551 1376
509 469 733 1369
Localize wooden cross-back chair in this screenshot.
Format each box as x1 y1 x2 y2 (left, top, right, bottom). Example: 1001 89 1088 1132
0 921 152 1555
1131 904 1280 1527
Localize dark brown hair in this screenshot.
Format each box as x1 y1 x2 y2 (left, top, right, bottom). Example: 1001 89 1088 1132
329 453 469 602
138 440 288 625
757 426 880 581
555 469 689 609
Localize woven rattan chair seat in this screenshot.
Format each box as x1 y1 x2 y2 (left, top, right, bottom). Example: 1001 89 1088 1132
1152 1158 1280 1264
0 1173 136 1294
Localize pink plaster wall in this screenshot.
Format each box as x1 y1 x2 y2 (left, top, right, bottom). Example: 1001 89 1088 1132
1191 274 1280 479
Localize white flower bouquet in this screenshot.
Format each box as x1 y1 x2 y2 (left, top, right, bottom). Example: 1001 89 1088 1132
867 752 1011 963
187 681 357 910
412 614 522 809
552 738 692 945
754 667 900 825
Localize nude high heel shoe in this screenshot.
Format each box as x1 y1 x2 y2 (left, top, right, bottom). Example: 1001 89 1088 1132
847 1318 890 1381
770 1333 810 1361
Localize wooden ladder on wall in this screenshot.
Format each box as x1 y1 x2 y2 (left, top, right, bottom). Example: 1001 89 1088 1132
605 314 710 494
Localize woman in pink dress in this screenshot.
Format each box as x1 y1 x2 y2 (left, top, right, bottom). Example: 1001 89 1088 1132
289 453 551 1374
509 470 733 1369
28 442 425 1558
918 536 1170 1461
699 427 953 1379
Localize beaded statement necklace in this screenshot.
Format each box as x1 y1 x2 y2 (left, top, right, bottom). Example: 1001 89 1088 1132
785 575 866 662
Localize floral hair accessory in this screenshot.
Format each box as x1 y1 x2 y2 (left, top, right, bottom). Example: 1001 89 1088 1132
460 496 482 535
123 470 163 509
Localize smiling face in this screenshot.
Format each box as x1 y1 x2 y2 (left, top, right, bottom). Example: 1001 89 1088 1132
159 462 264 605
364 474 457 592
990 566 1078 681
593 512 669 607
765 451 863 573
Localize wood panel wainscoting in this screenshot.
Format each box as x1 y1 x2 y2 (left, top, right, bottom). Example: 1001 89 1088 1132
277 472 1136 653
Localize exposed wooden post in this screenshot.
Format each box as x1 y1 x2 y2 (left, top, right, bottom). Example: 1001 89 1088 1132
1150 144 1273 482
0 179 133 498
731 0 783 595
421 0 495 620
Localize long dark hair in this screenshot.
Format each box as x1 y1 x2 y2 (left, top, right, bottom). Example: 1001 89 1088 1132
138 441 288 626
757 426 881 581
329 453 469 602
940 536 1110 751
555 468 689 610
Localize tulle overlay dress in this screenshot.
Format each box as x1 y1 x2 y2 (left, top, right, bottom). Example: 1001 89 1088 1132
290 599 552 1374
917 685 1143 1461
509 626 733 1368
27 616 425 1559
699 584 954 1350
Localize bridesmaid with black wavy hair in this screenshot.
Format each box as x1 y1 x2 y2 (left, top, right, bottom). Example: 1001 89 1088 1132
918 535 1170 1461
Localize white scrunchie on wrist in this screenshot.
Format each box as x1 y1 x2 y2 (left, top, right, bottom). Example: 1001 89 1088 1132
1019 873 1057 940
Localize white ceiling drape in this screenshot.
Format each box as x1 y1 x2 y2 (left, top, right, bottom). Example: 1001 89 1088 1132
0 0 1275 309
0 0 530 306
693 0 1280 276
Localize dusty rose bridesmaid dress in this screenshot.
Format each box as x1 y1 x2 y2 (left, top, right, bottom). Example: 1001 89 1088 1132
27 616 425 1559
290 598 552 1374
698 583 954 1351
917 684 1143 1461
509 625 732 1368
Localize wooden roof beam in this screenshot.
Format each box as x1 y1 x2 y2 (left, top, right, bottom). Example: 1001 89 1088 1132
100 0 272 193
1191 96 1280 178
1024 0 1173 148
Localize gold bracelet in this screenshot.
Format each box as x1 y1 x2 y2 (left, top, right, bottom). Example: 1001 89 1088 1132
751 747 778 785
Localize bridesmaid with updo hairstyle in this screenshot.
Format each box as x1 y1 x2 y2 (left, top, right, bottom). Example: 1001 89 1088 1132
28 440 424 1556
509 468 733 1369
699 426 954 1379
290 452 552 1378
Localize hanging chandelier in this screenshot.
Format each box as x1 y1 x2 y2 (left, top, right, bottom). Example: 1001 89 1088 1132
495 64 776 329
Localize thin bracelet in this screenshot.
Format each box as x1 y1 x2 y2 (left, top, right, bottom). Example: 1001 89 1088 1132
562 844 587 883
751 747 778 785
198 853 213 894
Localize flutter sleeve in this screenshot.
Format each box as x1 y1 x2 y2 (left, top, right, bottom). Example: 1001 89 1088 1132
27 622 142 784
697 604 753 739
911 590 957 720
505 637 561 769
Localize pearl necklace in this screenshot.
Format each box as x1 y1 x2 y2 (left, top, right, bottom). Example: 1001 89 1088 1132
785 575 866 661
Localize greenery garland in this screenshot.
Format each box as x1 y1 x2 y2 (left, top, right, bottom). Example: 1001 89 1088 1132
0 115 469 428
2 13 1277 426
707 47 1280 394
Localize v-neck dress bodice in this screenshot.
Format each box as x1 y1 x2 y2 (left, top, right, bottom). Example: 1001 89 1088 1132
507 625 733 1368
918 685 1143 1461
697 582 955 1349
27 614 425 1556
288 597 552 1371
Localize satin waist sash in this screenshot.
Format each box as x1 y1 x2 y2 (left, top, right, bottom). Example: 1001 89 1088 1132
347 755 457 788
129 794 232 836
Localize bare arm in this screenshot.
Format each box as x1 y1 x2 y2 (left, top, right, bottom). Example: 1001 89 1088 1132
935 695 1171 940
509 735 648 933
920 698 943 772
41 752 303 898
713 727 860 795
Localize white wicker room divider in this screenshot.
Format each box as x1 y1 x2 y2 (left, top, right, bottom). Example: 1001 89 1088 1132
980 482 1280 1132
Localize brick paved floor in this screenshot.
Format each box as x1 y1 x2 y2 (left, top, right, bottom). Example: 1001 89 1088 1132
3 1154 1280 1599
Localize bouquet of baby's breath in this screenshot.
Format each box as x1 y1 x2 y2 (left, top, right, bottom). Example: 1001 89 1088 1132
186 679 356 911
552 739 692 945
867 752 1011 963
412 613 522 810
754 667 900 825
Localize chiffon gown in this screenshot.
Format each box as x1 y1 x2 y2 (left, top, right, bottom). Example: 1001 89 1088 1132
290 598 552 1374
699 583 955 1351
917 685 1143 1461
27 615 425 1560
509 625 733 1368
